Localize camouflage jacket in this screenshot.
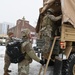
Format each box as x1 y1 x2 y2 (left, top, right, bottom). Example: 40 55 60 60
21 39 40 65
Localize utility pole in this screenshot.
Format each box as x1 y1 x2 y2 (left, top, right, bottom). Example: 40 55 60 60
7 25 9 34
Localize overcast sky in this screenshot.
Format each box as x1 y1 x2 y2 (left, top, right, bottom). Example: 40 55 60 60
0 0 43 27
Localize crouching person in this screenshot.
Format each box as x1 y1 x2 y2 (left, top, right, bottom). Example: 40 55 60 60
18 28 45 75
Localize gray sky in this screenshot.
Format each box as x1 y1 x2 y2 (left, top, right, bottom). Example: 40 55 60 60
0 0 43 27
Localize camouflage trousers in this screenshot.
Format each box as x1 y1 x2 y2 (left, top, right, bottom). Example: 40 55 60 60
18 60 30 75
42 36 51 53
4 52 11 72
40 26 52 53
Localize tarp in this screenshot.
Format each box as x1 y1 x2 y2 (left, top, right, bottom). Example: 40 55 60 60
40 0 55 14
61 0 75 28
36 0 75 32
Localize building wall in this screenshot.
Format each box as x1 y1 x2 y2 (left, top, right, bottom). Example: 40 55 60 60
0 23 8 34
9 18 36 39
2 23 8 34
0 23 2 34
9 26 17 37
16 19 35 38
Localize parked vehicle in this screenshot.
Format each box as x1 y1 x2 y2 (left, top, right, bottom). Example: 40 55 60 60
0 34 8 45
36 0 75 75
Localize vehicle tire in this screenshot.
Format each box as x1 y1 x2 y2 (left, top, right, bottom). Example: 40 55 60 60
62 53 75 75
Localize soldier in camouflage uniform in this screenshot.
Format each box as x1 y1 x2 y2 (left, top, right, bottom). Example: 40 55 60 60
18 28 45 75
40 8 61 54
4 32 14 75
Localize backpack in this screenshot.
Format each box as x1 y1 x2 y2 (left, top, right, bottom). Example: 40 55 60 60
6 41 25 63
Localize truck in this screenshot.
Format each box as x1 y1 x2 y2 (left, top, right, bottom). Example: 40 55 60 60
36 0 75 75
0 23 9 45
0 34 8 45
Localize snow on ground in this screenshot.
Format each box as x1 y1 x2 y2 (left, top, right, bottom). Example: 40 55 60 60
0 46 52 75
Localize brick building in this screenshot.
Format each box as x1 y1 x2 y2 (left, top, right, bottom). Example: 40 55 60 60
9 17 36 39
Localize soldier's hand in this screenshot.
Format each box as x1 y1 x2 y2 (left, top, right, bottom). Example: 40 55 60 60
40 60 45 66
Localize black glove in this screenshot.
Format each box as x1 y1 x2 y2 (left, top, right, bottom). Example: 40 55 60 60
40 60 45 65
